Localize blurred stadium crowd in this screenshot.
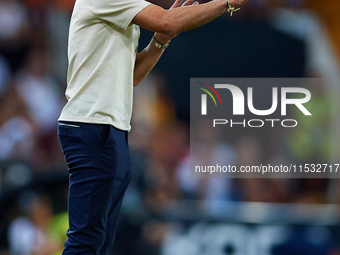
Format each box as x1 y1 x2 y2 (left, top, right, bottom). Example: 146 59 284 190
0 0 340 254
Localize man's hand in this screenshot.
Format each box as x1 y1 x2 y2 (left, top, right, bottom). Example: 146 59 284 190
154 0 199 45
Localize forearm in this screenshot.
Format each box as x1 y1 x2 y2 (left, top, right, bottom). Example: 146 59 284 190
133 0 228 37
133 34 168 86
164 0 228 36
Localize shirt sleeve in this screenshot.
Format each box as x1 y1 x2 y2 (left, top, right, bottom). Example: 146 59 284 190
91 0 151 30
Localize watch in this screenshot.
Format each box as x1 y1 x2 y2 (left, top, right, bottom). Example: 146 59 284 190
151 37 170 50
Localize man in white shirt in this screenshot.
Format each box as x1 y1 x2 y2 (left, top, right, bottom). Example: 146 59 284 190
57 0 249 254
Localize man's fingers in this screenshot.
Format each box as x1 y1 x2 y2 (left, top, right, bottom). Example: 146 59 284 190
182 0 196 6
170 0 183 9
170 0 199 9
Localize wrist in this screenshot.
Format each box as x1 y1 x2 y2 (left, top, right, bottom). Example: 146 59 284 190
219 0 228 10
225 0 241 16
153 33 172 46
151 36 171 50
227 0 237 6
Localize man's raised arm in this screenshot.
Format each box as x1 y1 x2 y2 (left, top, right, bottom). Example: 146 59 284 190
132 0 249 86
133 0 230 38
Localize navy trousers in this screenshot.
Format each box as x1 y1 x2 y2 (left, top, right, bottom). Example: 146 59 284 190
57 121 132 255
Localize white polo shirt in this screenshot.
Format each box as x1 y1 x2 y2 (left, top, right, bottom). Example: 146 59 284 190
58 0 151 131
